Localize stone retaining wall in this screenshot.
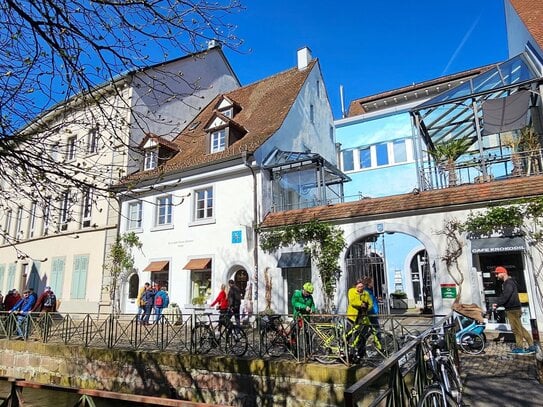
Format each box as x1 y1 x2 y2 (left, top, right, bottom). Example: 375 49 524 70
0 340 371 406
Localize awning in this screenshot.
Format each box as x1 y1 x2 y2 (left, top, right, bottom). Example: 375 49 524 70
144 260 169 272
277 251 311 268
470 237 525 254
183 258 211 270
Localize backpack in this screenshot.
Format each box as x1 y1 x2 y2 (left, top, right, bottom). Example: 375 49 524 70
44 292 56 308
155 294 163 307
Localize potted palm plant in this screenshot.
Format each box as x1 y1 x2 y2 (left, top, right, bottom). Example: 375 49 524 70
426 137 472 186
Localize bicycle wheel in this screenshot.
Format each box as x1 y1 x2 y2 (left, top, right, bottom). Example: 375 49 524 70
417 385 457 407
311 327 342 364
441 360 462 405
191 324 214 354
365 331 396 360
459 332 485 355
225 325 248 357
260 327 288 357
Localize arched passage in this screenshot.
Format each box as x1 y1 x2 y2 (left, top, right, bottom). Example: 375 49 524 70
341 222 438 314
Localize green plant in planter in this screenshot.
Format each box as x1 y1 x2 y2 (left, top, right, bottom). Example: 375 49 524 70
391 291 407 299
191 296 206 306
426 137 471 186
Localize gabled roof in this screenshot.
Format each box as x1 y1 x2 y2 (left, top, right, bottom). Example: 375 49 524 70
123 60 318 183
510 0 543 51
260 175 543 228
138 134 180 152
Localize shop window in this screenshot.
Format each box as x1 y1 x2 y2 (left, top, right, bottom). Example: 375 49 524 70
191 270 211 305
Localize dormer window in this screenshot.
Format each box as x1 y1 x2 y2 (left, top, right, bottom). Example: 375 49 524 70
139 135 179 172
144 149 158 170
221 108 233 118
211 129 226 153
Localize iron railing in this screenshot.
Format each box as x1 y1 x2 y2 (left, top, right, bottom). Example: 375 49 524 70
0 311 434 365
343 313 458 407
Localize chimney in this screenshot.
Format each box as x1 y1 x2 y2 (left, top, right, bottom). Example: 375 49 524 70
297 47 313 70
207 39 220 49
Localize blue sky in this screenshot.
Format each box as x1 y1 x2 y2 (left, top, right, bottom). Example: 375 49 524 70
223 1 508 119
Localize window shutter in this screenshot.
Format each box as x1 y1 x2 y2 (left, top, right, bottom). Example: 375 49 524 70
71 255 88 299
51 257 65 297
0 265 5 294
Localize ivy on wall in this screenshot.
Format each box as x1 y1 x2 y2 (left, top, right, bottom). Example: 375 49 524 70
258 220 346 311
439 197 543 303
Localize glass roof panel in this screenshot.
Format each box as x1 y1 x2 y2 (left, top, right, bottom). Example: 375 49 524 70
417 53 539 108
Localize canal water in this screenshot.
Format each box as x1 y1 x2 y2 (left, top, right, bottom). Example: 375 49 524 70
0 381 152 406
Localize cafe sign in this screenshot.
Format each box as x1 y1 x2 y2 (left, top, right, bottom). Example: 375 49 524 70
441 284 457 299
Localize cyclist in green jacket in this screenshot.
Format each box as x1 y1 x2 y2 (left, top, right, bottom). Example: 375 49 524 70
291 282 316 318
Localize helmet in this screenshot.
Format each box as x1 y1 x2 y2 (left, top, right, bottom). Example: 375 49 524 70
303 282 314 294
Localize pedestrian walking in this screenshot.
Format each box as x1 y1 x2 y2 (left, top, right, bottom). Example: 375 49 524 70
227 280 241 326
136 282 150 321
492 266 535 355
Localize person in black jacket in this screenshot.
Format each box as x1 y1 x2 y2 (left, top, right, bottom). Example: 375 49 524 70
492 266 535 355
227 280 241 326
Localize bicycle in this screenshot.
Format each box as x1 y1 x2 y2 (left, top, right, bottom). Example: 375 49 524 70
417 325 462 407
259 314 300 357
310 314 396 365
191 312 248 357
454 313 486 355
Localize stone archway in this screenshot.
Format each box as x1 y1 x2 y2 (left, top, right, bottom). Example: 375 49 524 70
339 222 439 314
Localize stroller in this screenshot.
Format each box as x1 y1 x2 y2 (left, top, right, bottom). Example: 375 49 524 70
452 303 487 355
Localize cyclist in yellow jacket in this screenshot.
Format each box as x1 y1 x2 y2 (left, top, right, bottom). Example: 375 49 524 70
347 279 373 325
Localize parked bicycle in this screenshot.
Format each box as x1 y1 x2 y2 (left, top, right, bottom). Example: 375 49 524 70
416 324 462 407
191 312 248 357
259 314 300 357
310 314 396 365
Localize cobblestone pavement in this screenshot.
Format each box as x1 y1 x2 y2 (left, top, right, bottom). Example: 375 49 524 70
460 333 543 407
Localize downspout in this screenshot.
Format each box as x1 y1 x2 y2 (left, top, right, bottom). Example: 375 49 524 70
242 151 259 315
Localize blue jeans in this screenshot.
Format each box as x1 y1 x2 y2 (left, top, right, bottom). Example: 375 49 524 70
16 314 29 338
154 307 163 323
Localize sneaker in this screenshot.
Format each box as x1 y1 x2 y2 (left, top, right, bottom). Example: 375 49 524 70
510 347 528 354
525 345 536 354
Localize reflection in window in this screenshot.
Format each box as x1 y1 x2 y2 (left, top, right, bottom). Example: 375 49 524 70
194 187 213 220
191 271 211 304
393 139 407 163
211 129 226 153
376 143 389 166
359 147 371 168
342 149 354 171
156 195 172 226
127 201 142 230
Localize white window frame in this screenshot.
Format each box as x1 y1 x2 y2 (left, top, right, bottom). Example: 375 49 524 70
144 149 158 170
28 201 37 239
210 129 226 153
59 191 70 230
87 128 98 155
14 206 23 241
3 210 12 244
42 198 51 236
81 188 93 227
155 195 173 227
66 137 76 161
127 201 143 231
193 186 214 223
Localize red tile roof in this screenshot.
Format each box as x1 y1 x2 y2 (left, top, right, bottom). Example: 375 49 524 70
510 0 543 51
122 61 317 184
260 176 543 228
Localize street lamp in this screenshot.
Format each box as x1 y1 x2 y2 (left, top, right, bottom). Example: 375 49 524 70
381 233 391 315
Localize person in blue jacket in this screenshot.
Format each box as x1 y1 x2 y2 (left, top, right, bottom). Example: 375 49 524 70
10 289 36 338
153 285 170 323
363 277 382 340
